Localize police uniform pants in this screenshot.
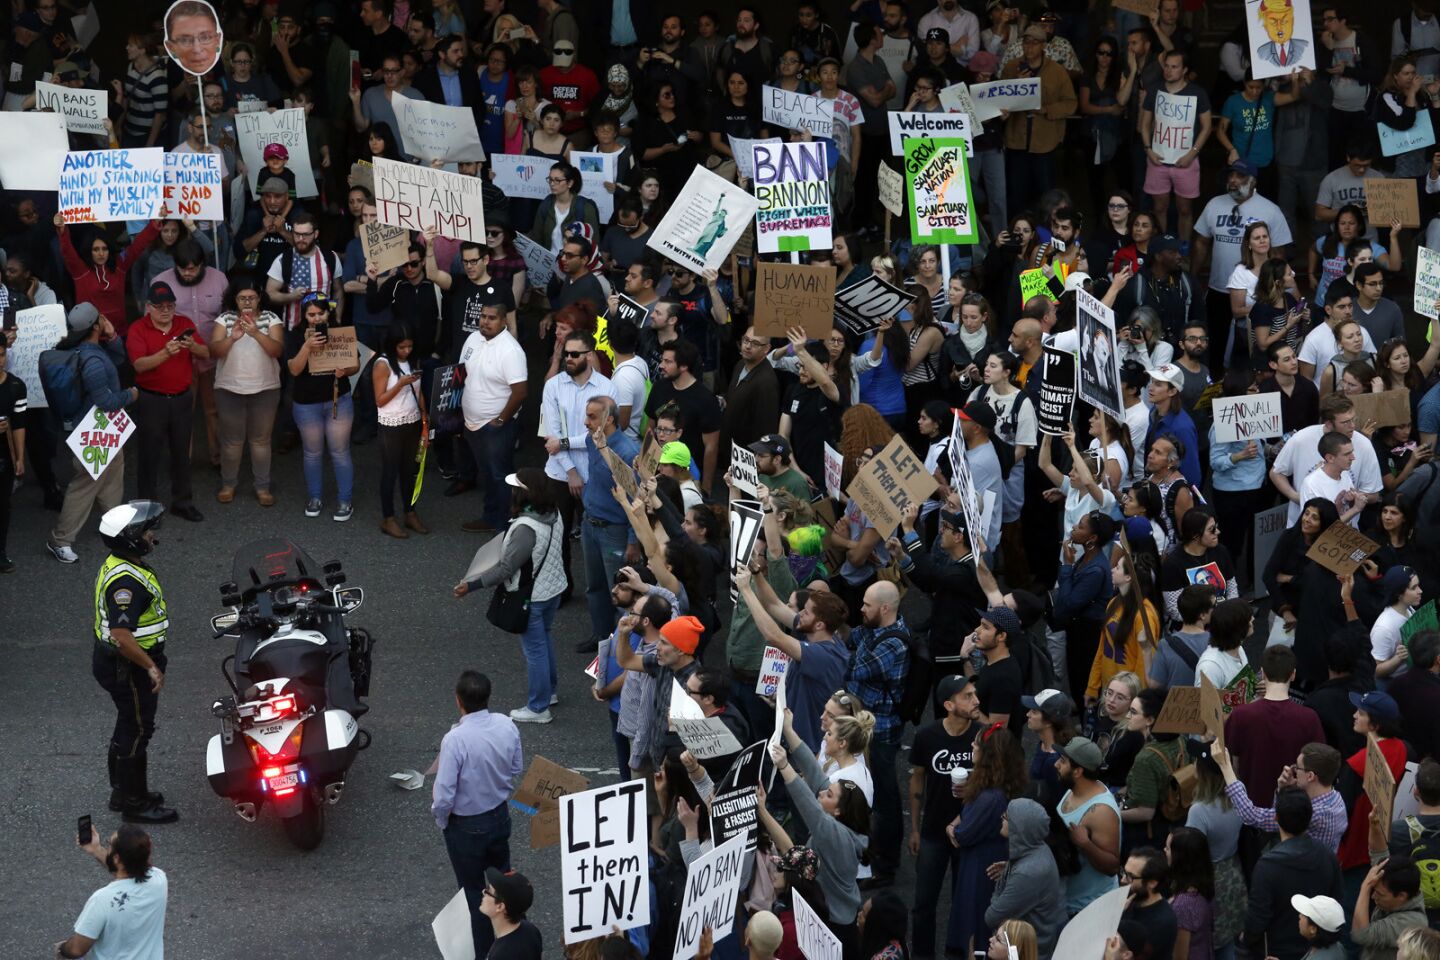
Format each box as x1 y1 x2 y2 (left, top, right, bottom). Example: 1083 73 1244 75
92 642 166 759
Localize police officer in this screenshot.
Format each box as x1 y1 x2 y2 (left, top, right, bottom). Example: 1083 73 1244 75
94 500 178 824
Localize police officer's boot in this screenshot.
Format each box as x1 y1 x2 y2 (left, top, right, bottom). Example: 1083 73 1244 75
109 743 164 812
117 756 179 824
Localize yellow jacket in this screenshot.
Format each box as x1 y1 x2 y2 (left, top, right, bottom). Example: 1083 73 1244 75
1087 597 1162 701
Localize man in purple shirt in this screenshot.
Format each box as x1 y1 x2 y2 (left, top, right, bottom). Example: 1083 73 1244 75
432 670 524 957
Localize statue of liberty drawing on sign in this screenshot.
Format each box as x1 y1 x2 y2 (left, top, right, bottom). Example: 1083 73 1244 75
691 194 729 259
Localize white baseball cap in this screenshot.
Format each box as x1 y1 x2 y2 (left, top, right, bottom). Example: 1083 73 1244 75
1291 895 1344 933
1149 363 1184 390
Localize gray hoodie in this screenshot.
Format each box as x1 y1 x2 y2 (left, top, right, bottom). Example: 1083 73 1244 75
985 798 1067 960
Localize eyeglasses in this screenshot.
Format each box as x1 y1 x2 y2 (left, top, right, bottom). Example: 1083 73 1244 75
231 58 253 66
462 257 483 265
563 350 588 358
1183 334 1209 343
171 32 219 48
1108 201 1129 210
779 56 800 64
547 175 569 183
655 424 680 435
741 337 768 347
559 251 582 259
292 231 317 240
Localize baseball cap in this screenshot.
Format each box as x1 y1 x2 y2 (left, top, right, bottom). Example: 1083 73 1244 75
504 473 528 489
1022 24 1048 40
66 302 100 334
147 281 177 304
749 434 791 459
969 50 998 75
938 509 966 532
1381 565 1416 604
1062 735 1103 772
925 27 948 43
1123 516 1156 547
660 615 704 655
1228 159 1259 179
1062 271 1091 294
1021 688 1075 723
1151 234 1182 256
981 605 1022 638
958 401 997 433
260 176 290 195
935 674 971 703
1292 895 1344 933
1348 690 1400 726
484 868 535 918
747 911 785 953
263 143 290 161
659 441 691 468
1149 363 1184 390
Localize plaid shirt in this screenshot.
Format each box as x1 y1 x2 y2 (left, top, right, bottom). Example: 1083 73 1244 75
1223 781 1348 853
846 618 911 743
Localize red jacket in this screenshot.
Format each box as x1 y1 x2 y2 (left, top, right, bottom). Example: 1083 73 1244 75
59 220 161 336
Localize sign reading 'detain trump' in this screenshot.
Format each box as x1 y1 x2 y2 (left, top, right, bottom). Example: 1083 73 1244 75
373 156 485 242
888 110 974 156
762 85 835 137
905 138 977 245
560 780 649 944
834 274 916 337
754 262 835 339
847 434 938 535
59 148 165 224
753 140 832 253
1211 393 1284 443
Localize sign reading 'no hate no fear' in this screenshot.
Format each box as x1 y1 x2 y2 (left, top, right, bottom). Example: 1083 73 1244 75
905 138 977 245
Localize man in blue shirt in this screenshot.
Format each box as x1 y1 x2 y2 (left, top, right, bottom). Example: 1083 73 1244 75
1144 363 1202 487
432 670 524 959
583 395 642 650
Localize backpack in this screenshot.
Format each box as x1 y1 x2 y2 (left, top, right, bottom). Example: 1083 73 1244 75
38 347 89 422
1402 815 1440 910
897 627 935 728
1045 799 1082 876
1144 742 1195 824
974 386 1027 479
1019 626 1060 695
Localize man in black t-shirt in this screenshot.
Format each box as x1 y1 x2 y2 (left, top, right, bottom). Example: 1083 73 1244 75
961 605 1025 734
778 340 844 489
908 674 980 959
440 242 517 361
481 868 543 960
1122 847 1179 960
644 339 722 491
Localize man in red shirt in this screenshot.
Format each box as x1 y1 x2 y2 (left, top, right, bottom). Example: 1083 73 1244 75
1223 644 1324 807
538 43 599 137
125 282 209 522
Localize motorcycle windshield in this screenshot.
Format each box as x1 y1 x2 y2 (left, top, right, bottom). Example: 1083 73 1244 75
232 539 326 597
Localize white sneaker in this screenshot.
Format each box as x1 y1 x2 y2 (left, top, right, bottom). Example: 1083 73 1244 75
47 542 79 564
509 707 553 724
549 694 559 706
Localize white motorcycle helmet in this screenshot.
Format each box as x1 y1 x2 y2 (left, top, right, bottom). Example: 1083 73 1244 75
99 500 166 557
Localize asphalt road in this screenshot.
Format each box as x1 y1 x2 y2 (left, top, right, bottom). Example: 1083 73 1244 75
0 434 935 959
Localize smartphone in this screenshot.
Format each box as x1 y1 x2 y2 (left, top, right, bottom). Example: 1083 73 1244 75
78 814 92 845
508 26 527 40
314 321 329 341
172 329 194 342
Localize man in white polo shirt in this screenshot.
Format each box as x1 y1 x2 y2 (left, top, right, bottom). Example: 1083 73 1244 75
458 302 528 533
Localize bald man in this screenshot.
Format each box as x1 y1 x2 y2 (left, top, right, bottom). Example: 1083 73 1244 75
844 577 911 886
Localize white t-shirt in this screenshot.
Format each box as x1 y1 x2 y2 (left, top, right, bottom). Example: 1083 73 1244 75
1371 606 1414 674
1274 423 1383 524
459 328 527 428
1193 192 1293 292
1296 467 1359 527
1195 647 1247 689
1225 263 1260 312
1124 400 1152 482
1087 438 1132 489
611 355 651 443
1298 323 1378 383
74 868 168 960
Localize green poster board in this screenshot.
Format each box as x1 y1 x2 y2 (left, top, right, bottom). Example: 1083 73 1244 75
904 137 978 245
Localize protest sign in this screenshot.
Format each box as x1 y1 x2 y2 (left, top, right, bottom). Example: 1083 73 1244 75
10 305 66 409
709 742 765 852
305 326 358 375
756 646 791 697
70 3 99 49
1350 389 1412 430
753 140 832 253
1076 289 1122 419
968 77 1042 121
888 111 974 156
163 0 223 76
1200 673 1226 748
432 887 474 960
1019 267 1058 303
513 233 555 290
1305 521 1380 576
235 108 318 198
948 417 982 541
608 294 649 329
374 156 485 242
1113 0 1159 13
728 136 781 182
1212 393 1284 443
834 274 916 337
1153 686 1204 734
906 138 977 244
938 81 981 128
1380 110 1435 158
673 716 744 760
429 363 467 435
361 219 410 273
1417 247 1440 322
877 161 904 217
1151 91 1199 164
391 92 485 163
794 890 843 960
348 160 374 194
59 148 165 224
1053 884 1128 960
560 780 650 944
730 441 761 496
762 85 835 137
65 406 135 479
847 434 938 535
1366 732 1397 830
35 81 106 135
648 167 760 273
729 499 765 599
573 150 618 223
674 834 747 960
1402 600 1438 647
511 756 590 849
1246 0 1317 81
163 151 223 221
1364 178 1421 229
754 262 836 339
823 442 844 500
1037 347 1076 436
490 153 551 199
0 112 68 190
1252 505 1288 600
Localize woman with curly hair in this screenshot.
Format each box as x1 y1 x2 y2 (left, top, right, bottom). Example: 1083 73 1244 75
838 404 897 489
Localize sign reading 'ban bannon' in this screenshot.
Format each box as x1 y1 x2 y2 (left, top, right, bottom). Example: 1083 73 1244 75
753 141 831 253
372 157 486 242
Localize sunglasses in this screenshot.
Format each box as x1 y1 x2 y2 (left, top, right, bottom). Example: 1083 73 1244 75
404 260 422 268
563 350 588 358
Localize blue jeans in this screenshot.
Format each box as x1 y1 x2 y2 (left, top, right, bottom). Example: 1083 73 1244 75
463 419 518 528
912 835 960 958
442 805 512 958
292 395 354 503
582 518 629 641
870 737 904 875
521 596 559 712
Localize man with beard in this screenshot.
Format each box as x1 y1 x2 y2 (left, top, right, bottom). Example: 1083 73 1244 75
266 8 317 92
416 34 487 136
241 178 302 283
665 265 729 385
959 605 1024 732
716 7 774 92
638 299 681 377
264 210 343 330
1172 321 1213 413
352 52 422 136
154 240 228 473
1054 737 1123 914
643 340 721 492
580 395 642 641
599 201 655 286
55 825 169 959
1109 235 1202 342
604 261 660 329
637 14 703 110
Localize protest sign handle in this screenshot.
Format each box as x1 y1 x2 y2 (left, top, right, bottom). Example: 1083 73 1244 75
790 251 800 265
940 244 951 287
196 77 222 271
884 209 891 248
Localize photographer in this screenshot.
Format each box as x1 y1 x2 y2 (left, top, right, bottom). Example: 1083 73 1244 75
54 823 168 959
1115 306 1174 371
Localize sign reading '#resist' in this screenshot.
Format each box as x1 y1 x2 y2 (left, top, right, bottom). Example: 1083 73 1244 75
373 156 486 242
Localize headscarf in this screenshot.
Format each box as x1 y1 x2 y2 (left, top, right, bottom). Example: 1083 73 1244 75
601 63 633 116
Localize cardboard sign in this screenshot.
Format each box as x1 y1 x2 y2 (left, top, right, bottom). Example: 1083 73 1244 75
731 441 761 496
937 81 981 129
35 81 107 135
761 85 835 138
728 136 781 182
673 834 747 960
0 112 69 189
1252 504 1289 600
823 442 844 500
573 150 618 223
647 167 759 273
1305 521 1380 576
235 107 318 198
728 499 765 600
673 716 744 760
846 434 938 535
1402 599 1438 647
305 326 358 375
361 220 410 274
1200 673 1226 749
636 433 662 480
1076 289 1122 419
753 140 832 254
601 444 639 500
489 153 551 200
834 274 916 337
877 161 904 217
754 261 836 339
511 756 590 849
1366 732 1396 831
1246 0 1317 81
1212 393 1284 443
1350 388 1412 430
1151 91 1198 165
374 157 486 243
163 151 224 221
709 742 765 853
1112 0 1159 14
968 77 1042 121
392 92 484 163
1379 110 1435 158
560 780 650 944
795 890 843 960
756 646 791 697
1417 247 1440 322
888 111 974 156
1053 884 1128 960
1037 346 1076 437
1153 686 1204 734
513 233 555 290
9 304 66 409
1364 178 1422 230
65 406 135 479
905 138 977 245
59 148 165 224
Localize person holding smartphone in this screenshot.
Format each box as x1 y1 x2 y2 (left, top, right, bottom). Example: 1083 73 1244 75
54 822 168 959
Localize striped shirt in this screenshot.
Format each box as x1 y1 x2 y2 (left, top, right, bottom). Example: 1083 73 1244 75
123 63 170 141
1223 781 1349 853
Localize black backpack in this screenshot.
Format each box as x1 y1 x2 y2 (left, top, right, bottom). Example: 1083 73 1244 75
897 628 935 728
974 386 1028 479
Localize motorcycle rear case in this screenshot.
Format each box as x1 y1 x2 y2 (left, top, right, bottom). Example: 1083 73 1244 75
206 709 360 813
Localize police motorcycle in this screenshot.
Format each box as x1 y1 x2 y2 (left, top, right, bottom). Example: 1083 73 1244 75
205 539 375 849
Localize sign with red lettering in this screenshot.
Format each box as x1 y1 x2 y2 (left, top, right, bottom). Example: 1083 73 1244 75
66 405 135 479
164 151 223 221
373 156 485 243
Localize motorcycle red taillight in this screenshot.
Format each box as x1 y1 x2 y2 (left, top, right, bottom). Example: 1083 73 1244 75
249 726 303 766
271 696 295 714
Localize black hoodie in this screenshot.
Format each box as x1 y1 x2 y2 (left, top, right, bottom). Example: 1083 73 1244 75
1243 834 1345 960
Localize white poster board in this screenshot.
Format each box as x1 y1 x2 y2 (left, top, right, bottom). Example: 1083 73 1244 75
673 716 744 760
1053 884 1128 960
1076 289 1122 419
559 780 650 944
373 156 485 242
513 233 555 290
731 441 761 495
1416 246 1440 322
794 890 842 960
753 140 832 254
877 162 904 217
0 112 69 190
65 405 136 479
728 136 781 183
888 111 974 157
1246 0 1317 81
431 888 476 960
823 442 844 499
646 167 759 273
938 81 981 128
877 36 911 110
490 153 552 200
968 77 1042 121
756 646 791 697
59 148 165 224
761 85 835 138
235 107 318 198
673 834 748 960
1151 91 1199 165
573 150 618 223
392 92 485 163
10 304 66 409
164 151 224 221
1212 393 1284 443
35 81 107 135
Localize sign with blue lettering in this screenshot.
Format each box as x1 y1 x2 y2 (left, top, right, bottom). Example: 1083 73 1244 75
58 148 165 224
968 77 1042 121
752 140 831 253
1379 110 1435 158
164 151 223 221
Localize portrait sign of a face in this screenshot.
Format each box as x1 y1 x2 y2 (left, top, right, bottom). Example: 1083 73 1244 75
164 0 223 77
